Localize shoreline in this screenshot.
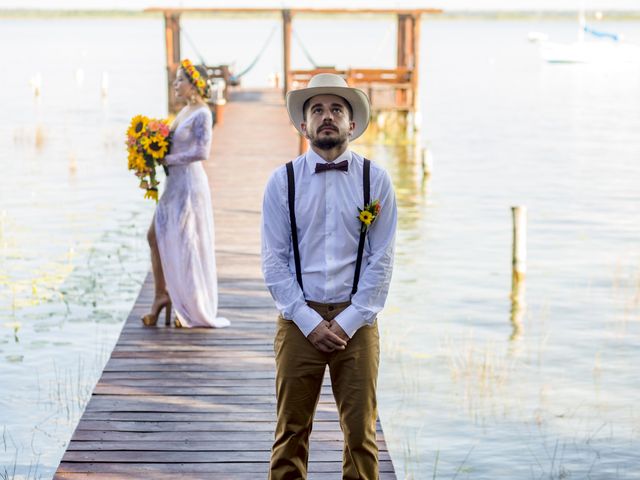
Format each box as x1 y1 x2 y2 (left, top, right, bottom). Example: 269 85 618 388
1 9 640 21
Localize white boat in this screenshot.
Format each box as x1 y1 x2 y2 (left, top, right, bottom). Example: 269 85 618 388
539 40 640 64
536 13 640 64
528 31 549 43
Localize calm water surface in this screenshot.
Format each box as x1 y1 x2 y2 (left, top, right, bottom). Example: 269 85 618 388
1 16 639 479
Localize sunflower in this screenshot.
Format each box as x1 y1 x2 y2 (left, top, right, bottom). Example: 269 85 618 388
127 150 137 170
127 115 148 139
141 134 169 160
358 210 373 225
137 154 148 171
128 150 145 171
144 188 158 202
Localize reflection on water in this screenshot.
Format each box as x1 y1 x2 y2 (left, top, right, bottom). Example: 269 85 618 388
1 15 639 480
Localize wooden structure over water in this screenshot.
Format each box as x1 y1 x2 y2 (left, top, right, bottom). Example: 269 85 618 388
148 7 441 124
54 89 397 479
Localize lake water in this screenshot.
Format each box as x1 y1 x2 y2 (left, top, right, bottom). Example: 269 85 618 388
1 14 639 479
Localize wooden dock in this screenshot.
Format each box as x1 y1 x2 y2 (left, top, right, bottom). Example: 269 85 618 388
54 89 397 479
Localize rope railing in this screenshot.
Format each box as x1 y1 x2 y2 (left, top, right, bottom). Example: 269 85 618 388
230 24 279 82
292 28 319 68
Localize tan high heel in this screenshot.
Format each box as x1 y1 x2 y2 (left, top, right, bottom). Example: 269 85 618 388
174 317 183 328
141 299 172 327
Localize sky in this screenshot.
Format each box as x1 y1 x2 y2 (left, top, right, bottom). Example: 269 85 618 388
1 0 639 11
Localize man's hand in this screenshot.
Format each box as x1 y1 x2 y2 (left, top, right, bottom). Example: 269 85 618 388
328 320 350 343
307 321 347 353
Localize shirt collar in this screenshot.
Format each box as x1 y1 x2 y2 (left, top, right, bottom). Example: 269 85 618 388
306 147 353 174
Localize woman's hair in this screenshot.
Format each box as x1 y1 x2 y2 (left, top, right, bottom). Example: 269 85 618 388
180 59 211 99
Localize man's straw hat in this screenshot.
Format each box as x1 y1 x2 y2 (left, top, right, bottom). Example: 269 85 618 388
286 73 371 141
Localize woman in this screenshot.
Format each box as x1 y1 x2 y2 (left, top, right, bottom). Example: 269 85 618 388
142 59 230 328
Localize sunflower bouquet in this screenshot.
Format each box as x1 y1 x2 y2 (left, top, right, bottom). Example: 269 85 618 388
126 115 171 202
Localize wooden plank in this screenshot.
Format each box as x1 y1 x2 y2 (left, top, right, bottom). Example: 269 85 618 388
79 411 337 422
98 371 276 380
95 378 280 386
70 430 385 442
61 450 393 463
93 385 335 396
73 421 346 432
66 440 388 452
54 90 397 479
57 460 397 474
56 473 399 480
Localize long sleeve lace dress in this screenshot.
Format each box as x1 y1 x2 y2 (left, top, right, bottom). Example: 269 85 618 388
155 106 230 328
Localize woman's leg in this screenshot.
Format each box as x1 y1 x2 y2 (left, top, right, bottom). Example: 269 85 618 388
147 217 170 310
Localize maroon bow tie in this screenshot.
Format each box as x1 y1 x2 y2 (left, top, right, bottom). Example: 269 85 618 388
315 160 349 173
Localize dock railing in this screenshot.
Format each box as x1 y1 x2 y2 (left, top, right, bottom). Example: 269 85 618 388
288 67 414 112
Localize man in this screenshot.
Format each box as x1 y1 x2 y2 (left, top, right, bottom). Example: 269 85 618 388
261 73 397 480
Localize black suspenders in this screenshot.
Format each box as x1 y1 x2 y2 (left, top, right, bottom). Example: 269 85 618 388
352 159 370 295
286 158 371 298
286 161 304 291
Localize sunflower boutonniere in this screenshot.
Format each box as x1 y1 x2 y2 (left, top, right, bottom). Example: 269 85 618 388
357 199 381 233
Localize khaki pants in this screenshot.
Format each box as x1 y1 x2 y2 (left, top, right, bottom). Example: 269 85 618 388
269 301 380 480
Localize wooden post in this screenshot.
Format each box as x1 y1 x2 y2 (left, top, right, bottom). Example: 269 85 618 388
212 80 226 126
411 13 421 115
396 14 409 107
510 206 526 340
510 206 527 301
164 12 182 114
397 13 420 130
421 147 432 178
282 9 292 96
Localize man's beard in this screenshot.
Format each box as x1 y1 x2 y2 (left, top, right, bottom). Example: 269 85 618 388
311 132 348 150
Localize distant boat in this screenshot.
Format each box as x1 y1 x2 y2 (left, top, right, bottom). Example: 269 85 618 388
527 31 549 43
539 41 640 64
534 13 640 64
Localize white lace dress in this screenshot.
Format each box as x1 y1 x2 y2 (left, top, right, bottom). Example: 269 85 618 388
155 106 230 328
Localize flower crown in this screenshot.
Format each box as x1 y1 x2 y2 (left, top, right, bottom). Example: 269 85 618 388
180 58 210 99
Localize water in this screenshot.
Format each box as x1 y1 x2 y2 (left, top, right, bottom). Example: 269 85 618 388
375 19 640 480
1 14 639 479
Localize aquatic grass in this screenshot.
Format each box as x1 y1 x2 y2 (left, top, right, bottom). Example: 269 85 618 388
399 431 418 480
431 450 439 480
610 257 640 334
443 333 515 404
452 445 476 479
47 348 109 422
0 432 44 480
0 207 148 476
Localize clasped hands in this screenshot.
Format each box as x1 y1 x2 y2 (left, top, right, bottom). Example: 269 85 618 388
307 320 349 353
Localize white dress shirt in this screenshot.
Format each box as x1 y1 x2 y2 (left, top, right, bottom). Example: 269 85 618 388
261 148 397 338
